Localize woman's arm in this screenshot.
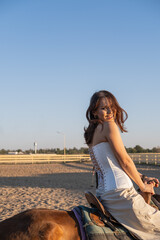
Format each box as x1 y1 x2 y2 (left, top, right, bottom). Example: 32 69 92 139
103 121 155 194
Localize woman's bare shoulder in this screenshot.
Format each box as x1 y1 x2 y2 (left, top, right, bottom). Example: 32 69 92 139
103 120 117 129
102 121 120 138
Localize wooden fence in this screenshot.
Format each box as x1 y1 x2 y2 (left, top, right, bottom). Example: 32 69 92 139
0 153 160 165
0 154 90 164
129 153 160 165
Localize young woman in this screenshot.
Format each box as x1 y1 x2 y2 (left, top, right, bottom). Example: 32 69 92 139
84 90 160 240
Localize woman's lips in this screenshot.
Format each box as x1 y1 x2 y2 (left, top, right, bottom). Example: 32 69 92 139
106 115 113 119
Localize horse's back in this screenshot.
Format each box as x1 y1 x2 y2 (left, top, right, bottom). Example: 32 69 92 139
0 208 81 240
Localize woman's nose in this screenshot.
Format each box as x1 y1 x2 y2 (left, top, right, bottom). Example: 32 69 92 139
107 108 112 114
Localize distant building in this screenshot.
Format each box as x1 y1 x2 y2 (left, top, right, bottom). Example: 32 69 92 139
18 152 24 155
8 151 24 155
8 152 18 155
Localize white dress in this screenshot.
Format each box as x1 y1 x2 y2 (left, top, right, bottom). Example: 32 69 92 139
89 142 160 240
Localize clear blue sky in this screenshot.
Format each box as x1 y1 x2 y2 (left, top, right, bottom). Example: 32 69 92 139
0 0 160 150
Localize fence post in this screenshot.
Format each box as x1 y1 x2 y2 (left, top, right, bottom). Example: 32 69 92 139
155 155 157 165
138 154 141 164
63 154 66 163
138 155 141 164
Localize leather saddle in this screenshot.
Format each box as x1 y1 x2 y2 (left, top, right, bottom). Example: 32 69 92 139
85 191 140 239
85 191 160 240
85 191 121 230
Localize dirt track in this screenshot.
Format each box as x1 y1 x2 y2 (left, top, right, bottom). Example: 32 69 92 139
0 162 159 221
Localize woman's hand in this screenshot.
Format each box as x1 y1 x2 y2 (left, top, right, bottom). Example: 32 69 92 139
142 175 159 187
147 177 159 187
141 181 155 195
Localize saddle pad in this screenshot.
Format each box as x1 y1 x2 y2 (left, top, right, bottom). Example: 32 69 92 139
77 205 136 240
73 207 86 240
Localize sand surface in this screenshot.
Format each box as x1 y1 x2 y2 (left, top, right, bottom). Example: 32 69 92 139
0 162 160 222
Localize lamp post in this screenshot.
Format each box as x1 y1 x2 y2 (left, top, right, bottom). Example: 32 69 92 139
57 131 66 155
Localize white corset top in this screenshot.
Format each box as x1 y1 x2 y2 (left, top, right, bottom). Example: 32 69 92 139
89 142 133 192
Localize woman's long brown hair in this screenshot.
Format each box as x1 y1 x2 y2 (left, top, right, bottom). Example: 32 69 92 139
84 90 128 145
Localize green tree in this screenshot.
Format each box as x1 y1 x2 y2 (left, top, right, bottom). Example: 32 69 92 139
134 145 144 153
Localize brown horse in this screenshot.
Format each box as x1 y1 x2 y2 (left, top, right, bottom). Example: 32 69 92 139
0 208 81 240
0 193 159 240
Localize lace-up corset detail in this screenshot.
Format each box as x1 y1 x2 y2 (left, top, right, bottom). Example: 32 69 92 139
89 148 103 175
89 147 104 190
89 142 133 192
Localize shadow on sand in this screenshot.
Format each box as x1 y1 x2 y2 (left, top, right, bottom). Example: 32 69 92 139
0 172 95 190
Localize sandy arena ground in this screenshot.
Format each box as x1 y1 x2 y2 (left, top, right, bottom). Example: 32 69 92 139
0 162 160 222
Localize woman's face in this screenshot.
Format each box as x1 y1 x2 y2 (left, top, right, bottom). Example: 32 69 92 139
94 97 115 122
